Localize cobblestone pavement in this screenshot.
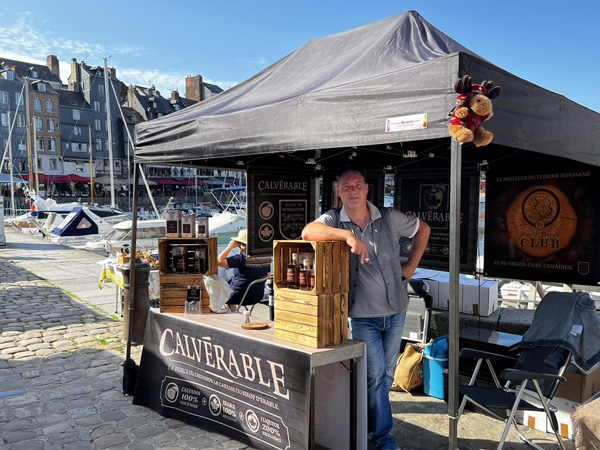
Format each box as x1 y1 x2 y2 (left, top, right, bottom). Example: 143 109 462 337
0 227 574 449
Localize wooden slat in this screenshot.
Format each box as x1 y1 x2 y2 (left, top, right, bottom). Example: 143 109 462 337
275 309 319 327
160 304 185 314
333 292 342 345
274 319 319 337
340 243 349 292
341 292 348 342
274 328 318 348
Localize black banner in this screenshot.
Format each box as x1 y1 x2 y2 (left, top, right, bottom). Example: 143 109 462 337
484 165 600 285
133 311 311 450
395 169 479 272
247 171 316 256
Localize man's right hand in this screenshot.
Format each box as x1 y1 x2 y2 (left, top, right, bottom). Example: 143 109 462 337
345 232 369 264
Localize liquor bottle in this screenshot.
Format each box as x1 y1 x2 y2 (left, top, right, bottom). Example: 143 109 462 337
185 285 201 314
308 263 315 291
287 253 299 289
299 259 309 290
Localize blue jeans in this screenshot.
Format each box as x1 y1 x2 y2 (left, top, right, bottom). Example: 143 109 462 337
350 313 406 450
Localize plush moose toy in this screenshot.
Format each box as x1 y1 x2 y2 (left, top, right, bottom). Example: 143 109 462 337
448 75 501 147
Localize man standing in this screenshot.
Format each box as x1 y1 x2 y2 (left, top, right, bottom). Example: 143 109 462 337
302 169 430 450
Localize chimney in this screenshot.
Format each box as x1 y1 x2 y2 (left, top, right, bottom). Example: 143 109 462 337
46 55 60 79
70 58 79 92
185 75 203 102
128 85 136 108
109 67 117 79
170 90 180 104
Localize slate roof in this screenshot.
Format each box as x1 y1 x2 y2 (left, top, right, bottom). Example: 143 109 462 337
0 58 62 84
58 90 90 109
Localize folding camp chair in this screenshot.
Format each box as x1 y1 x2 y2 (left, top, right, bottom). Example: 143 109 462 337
456 292 587 450
236 276 268 315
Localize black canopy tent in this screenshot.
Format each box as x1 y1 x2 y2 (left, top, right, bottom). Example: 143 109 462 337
134 12 599 169
129 10 600 448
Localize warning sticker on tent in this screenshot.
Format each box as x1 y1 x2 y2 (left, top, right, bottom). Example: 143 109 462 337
385 113 427 132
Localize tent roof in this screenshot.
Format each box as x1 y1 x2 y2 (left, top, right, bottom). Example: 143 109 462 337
134 11 600 170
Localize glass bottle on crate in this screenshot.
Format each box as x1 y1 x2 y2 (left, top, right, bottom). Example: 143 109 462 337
185 285 201 314
287 253 299 289
299 259 309 290
308 263 315 291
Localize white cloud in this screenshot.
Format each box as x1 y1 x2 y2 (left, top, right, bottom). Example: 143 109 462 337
0 13 235 97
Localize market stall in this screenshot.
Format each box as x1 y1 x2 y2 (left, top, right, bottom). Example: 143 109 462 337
129 10 600 449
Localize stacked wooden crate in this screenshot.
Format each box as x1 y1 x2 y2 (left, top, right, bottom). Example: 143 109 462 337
273 240 349 348
158 237 218 313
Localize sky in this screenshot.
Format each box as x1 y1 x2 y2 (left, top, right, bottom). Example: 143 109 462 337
0 0 598 113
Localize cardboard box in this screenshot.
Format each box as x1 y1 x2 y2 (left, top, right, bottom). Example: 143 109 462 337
549 396 580 440
517 390 581 440
555 363 600 403
431 273 449 311
461 279 498 316
117 253 131 265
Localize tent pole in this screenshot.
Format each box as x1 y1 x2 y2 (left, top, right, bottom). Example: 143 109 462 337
448 139 462 449
123 162 140 387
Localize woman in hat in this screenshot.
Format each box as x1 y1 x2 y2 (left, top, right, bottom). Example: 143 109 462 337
217 229 271 312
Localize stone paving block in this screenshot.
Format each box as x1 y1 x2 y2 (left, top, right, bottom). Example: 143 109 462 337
93 432 130 449
9 439 46 450
3 430 39 444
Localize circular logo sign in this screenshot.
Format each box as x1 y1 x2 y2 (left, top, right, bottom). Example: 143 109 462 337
208 394 222 416
164 382 179 403
506 185 577 258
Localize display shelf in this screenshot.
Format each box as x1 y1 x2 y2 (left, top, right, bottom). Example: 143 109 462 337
158 237 218 313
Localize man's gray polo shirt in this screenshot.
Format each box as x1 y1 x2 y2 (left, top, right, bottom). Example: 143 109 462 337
315 201 419 318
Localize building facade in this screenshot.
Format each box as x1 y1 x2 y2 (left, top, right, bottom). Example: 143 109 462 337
1 54 223 203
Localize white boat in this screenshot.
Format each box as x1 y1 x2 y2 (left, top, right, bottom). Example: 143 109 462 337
85 218 166 254
48 205 129 245
84 208 245 256
5 192 127 233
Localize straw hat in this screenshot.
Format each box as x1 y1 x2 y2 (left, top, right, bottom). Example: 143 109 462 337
231 229 247 245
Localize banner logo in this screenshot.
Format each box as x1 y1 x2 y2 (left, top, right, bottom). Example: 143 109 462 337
506 185 577 258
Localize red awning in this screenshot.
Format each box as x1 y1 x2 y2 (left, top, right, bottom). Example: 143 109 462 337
53 174 90 183
21 173 56 183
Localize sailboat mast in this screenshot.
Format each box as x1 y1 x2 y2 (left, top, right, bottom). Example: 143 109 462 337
7 112 15 217
103 57 115 208
89 125 94 204
25 76 34 192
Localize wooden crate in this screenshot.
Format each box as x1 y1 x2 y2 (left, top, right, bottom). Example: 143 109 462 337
273 240 349 294
159 273 212 314
274 288 349 348
158 237 218 313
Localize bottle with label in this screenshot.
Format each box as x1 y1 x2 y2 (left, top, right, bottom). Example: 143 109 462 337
287 253 299 289
308 263 315 291
171 245 187 273
299 259 309 290
185 285 201 314
194 246 207 273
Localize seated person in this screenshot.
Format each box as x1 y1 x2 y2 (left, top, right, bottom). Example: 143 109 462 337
217 229 271 312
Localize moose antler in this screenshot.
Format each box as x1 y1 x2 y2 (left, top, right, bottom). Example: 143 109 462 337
481 80 502 100
454 75 473 94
